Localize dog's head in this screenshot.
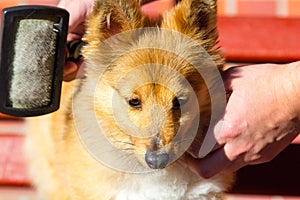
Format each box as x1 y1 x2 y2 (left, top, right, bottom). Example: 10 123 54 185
82 0 223 170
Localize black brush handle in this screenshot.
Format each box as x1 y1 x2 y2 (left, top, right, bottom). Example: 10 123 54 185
0 5 69 117
66 40 85 62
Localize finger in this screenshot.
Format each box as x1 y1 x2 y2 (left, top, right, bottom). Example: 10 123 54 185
188 142 223 159
186 147 231 179
197 118 226 158
141 0 175 19
221 158 247 174
222 66 242 92
67 32 84 42
63 61 79 82
57 1 90 38
57 2 84 32
68 23 86 40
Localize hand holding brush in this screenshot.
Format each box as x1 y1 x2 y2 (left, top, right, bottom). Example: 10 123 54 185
58 0 175 81
57 0 94 81
0 0 176 117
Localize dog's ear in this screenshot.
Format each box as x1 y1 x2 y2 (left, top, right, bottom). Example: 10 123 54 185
83 0 150 44
161 0 218 50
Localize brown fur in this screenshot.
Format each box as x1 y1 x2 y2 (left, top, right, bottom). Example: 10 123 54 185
26 0 233 199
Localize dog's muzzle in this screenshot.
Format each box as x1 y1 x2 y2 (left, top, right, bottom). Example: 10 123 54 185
145 150 169 169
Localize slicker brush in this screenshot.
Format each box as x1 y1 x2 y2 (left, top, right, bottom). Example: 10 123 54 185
0 6 82 117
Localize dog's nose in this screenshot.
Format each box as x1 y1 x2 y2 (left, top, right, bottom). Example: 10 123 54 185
145 150 169 169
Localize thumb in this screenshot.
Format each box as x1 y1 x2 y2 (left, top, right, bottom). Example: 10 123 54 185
197 119 224 158
222 66 241 92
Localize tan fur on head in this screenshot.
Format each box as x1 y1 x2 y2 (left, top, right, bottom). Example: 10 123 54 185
83 0 223 68
161 0 224 68
82 0 224 166
27 0 234 199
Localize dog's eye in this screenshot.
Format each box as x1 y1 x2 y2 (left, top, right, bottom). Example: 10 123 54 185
172 97 187 109
128 98 142 109
172 98 180 109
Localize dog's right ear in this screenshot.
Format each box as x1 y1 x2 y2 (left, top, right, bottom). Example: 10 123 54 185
161 0 218 51
83 0 149 44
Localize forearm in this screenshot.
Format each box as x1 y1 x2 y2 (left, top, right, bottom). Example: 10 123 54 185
187 62 300 178
287 60 300 106
280 61 300 125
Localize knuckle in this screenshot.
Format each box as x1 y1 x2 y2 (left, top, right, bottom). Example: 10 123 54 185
217 122 245 143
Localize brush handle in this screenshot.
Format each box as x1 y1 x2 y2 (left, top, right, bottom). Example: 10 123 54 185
0 5 70 117
66 40 85 62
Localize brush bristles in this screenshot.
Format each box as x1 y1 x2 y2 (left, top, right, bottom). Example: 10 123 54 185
9 19 57 109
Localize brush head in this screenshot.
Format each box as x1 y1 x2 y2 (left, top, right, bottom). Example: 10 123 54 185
11 19 57 109
0 6 69 117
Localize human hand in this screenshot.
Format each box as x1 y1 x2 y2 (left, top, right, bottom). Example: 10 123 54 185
187 61 300 178
58 0 175 81
141 0 175 19
57 0 94 81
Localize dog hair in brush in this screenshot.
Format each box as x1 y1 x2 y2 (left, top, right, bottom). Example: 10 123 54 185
11 19 57 109
0 6 69 116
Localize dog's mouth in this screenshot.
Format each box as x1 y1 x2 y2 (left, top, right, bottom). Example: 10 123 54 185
145 150 169 169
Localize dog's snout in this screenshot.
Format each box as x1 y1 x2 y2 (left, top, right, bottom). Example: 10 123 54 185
145 150 169 169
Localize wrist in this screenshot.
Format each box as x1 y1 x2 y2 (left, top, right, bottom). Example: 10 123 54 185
287 61 300 101
282 61 300 121
84 0 95 16
288 61 300 92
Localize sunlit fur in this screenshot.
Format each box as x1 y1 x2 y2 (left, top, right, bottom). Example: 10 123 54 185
26 0 234 199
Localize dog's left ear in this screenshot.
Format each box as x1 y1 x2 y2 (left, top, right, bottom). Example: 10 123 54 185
83 0 150 44
161 0 218 51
